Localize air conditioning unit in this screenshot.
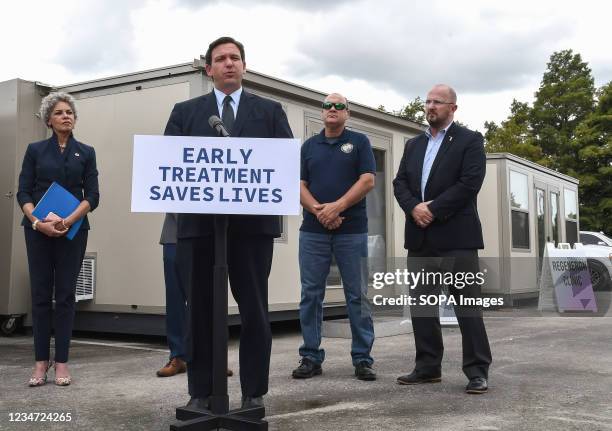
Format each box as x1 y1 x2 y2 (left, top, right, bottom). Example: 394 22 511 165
76 255 95 302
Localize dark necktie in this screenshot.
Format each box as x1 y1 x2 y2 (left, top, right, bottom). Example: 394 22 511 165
222 95 235 135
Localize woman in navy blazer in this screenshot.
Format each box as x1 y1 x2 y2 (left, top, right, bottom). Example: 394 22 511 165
17 92 99 387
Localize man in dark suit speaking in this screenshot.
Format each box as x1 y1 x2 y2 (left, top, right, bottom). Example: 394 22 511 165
393 84 492 394
163 36 293 410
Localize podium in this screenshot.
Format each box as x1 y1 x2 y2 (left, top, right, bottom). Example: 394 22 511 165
130 131 299 430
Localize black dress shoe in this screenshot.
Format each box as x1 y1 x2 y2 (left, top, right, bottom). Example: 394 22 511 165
185 397 211 411
465 377 488 394
292 358 322 379
354 361 377 381
241 396 264 409
396 370 442 385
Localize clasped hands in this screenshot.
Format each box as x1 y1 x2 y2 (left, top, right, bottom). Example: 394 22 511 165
313 201 345 230
37 212 69 237
411 201 434 228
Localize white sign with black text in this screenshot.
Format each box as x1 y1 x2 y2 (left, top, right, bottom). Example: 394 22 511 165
131 135 301 215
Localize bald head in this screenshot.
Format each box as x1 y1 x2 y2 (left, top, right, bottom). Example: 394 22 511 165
324 92 348 105
430 84 457 103
425 84 458 130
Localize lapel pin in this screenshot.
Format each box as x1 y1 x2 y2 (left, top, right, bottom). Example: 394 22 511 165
75 153 80 157
449 136 453 142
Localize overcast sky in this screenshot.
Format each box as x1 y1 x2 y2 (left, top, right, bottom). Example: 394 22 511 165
2 0 611 131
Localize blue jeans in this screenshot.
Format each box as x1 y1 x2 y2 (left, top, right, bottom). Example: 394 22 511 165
163 244 187 360
298 231 375 366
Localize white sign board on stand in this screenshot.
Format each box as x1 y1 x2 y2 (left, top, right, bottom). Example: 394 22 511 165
131 135 301 215
538 243 597 312
439 285 458 327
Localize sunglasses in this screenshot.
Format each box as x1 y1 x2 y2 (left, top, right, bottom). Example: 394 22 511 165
322 102 348 110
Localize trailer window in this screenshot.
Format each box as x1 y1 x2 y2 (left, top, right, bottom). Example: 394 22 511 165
510 171 530 249
564 189 578 245
550 192 560 245
536 188 546 257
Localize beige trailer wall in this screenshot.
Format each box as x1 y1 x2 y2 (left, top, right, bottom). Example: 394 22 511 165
1 80 46 317
74 82 190 308
391 136 406 261
479 160 502 255
240 88 303 311
478 159 504 293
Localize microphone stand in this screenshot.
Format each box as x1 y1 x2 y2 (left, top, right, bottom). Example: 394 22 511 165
171 125 267 430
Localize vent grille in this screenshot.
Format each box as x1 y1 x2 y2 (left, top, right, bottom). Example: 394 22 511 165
76 256 95 302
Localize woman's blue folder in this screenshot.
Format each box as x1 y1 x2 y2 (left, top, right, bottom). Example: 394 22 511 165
32 182 83 240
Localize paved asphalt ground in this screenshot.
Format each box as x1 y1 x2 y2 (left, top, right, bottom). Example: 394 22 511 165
1 313 611 431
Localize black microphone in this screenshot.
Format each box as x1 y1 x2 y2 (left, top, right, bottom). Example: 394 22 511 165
208 115 230 137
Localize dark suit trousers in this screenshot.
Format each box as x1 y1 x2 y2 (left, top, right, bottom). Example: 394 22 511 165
177 234 273 398
407 243 492 379
24 229 88 363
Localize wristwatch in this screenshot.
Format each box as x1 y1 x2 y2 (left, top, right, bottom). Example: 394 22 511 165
32 220 40 231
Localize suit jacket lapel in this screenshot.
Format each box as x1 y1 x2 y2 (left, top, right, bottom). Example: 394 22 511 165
414 134 428 185
425 123 456 192
231 91 254 137
194 92 219 135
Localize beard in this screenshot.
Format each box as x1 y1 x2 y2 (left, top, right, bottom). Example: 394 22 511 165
426 112 447 128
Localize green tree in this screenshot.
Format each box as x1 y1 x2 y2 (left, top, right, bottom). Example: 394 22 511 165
396 96 426 124
569 82 612 233
483 49 610 233
484 100 544 162
530 50 596 171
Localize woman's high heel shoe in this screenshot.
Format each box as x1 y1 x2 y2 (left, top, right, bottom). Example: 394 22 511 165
54 363 72 386
28 361 52 387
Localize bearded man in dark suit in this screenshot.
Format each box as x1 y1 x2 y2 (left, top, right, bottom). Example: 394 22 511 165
164 36 293 410
393 84 492 394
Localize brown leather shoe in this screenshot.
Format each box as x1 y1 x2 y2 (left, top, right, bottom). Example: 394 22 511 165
156 357 187 377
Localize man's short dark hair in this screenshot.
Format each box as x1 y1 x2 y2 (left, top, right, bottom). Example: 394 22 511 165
205 36 245 66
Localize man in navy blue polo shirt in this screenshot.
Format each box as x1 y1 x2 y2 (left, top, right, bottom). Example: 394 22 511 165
292 93 377 381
